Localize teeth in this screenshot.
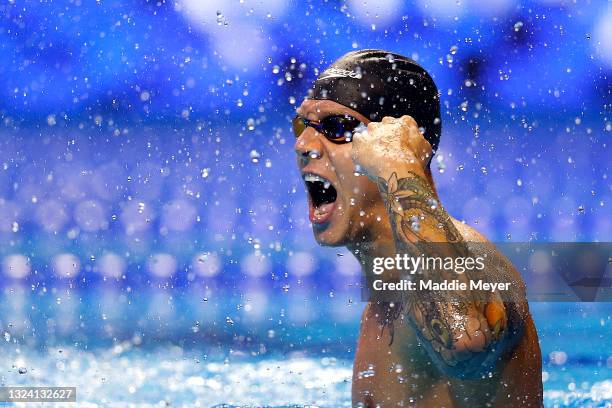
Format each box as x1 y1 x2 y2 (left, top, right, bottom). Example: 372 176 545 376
303 173 330 185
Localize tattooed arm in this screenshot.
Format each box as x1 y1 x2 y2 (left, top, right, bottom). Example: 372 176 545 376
352 116 524 379
376 169 521 378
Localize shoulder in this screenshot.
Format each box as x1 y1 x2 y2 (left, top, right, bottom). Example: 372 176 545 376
451 217 488 243
451 217 531 315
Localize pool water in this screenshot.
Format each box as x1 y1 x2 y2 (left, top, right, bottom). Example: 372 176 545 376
0 291 610 407
1 347 611 407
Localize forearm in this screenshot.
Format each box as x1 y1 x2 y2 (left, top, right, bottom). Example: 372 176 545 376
375 164 514 378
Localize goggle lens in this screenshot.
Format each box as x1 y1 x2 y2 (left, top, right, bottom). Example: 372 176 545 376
292 114 363 144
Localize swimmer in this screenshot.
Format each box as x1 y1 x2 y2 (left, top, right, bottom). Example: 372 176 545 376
294 49 542 407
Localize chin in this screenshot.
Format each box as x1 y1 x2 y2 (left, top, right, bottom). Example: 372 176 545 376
311 214 355 247
312 228 348 247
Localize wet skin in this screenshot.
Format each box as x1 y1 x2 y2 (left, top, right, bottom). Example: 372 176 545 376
295 99 543 407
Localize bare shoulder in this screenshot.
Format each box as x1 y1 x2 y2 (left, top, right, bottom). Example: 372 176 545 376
451 217 530 312
451 217 488 242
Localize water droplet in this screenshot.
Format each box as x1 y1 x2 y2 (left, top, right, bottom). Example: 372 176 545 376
514 21 523 32
358 368 375 379
216 11 225 25
250 150 261 163
246 118 255 131
410 215 420 232
436 156 446 173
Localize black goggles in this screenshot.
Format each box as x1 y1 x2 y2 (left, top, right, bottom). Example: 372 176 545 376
292 114 364 144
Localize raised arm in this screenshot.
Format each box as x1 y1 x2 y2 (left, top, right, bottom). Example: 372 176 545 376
352 116 523 379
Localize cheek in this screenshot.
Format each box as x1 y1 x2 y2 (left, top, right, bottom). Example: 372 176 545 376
329 145 355 181
345 176 379 204
359 179 381 201
341 176 379 204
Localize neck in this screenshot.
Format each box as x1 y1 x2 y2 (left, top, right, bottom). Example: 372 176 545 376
347 228 396 281
345 166 439 280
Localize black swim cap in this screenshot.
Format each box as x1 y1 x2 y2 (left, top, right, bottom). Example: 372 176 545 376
309 49 441 154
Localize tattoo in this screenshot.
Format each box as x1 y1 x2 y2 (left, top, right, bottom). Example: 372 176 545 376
376 172 464 245
369 301 405 346
375 171 511 376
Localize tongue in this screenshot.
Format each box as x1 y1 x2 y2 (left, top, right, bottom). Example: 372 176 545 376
311 201 335 223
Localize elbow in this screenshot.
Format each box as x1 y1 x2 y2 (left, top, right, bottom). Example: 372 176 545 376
432 323 525 380
412 302 525 379
436 343 505 379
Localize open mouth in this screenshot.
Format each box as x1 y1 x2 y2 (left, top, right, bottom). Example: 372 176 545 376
303 173 338 224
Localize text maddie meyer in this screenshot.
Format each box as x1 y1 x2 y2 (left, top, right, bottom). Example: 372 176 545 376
372 254 486 275
372 279 511 292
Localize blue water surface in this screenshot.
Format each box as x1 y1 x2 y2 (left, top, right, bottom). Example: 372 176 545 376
0 290 609 407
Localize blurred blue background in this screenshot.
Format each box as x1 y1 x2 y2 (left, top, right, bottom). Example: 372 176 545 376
0 0 610 406
0 0 609 281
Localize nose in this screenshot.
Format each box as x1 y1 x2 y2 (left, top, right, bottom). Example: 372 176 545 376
294 127 324 164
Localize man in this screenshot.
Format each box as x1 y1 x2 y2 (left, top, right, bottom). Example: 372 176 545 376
293 50 542 407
